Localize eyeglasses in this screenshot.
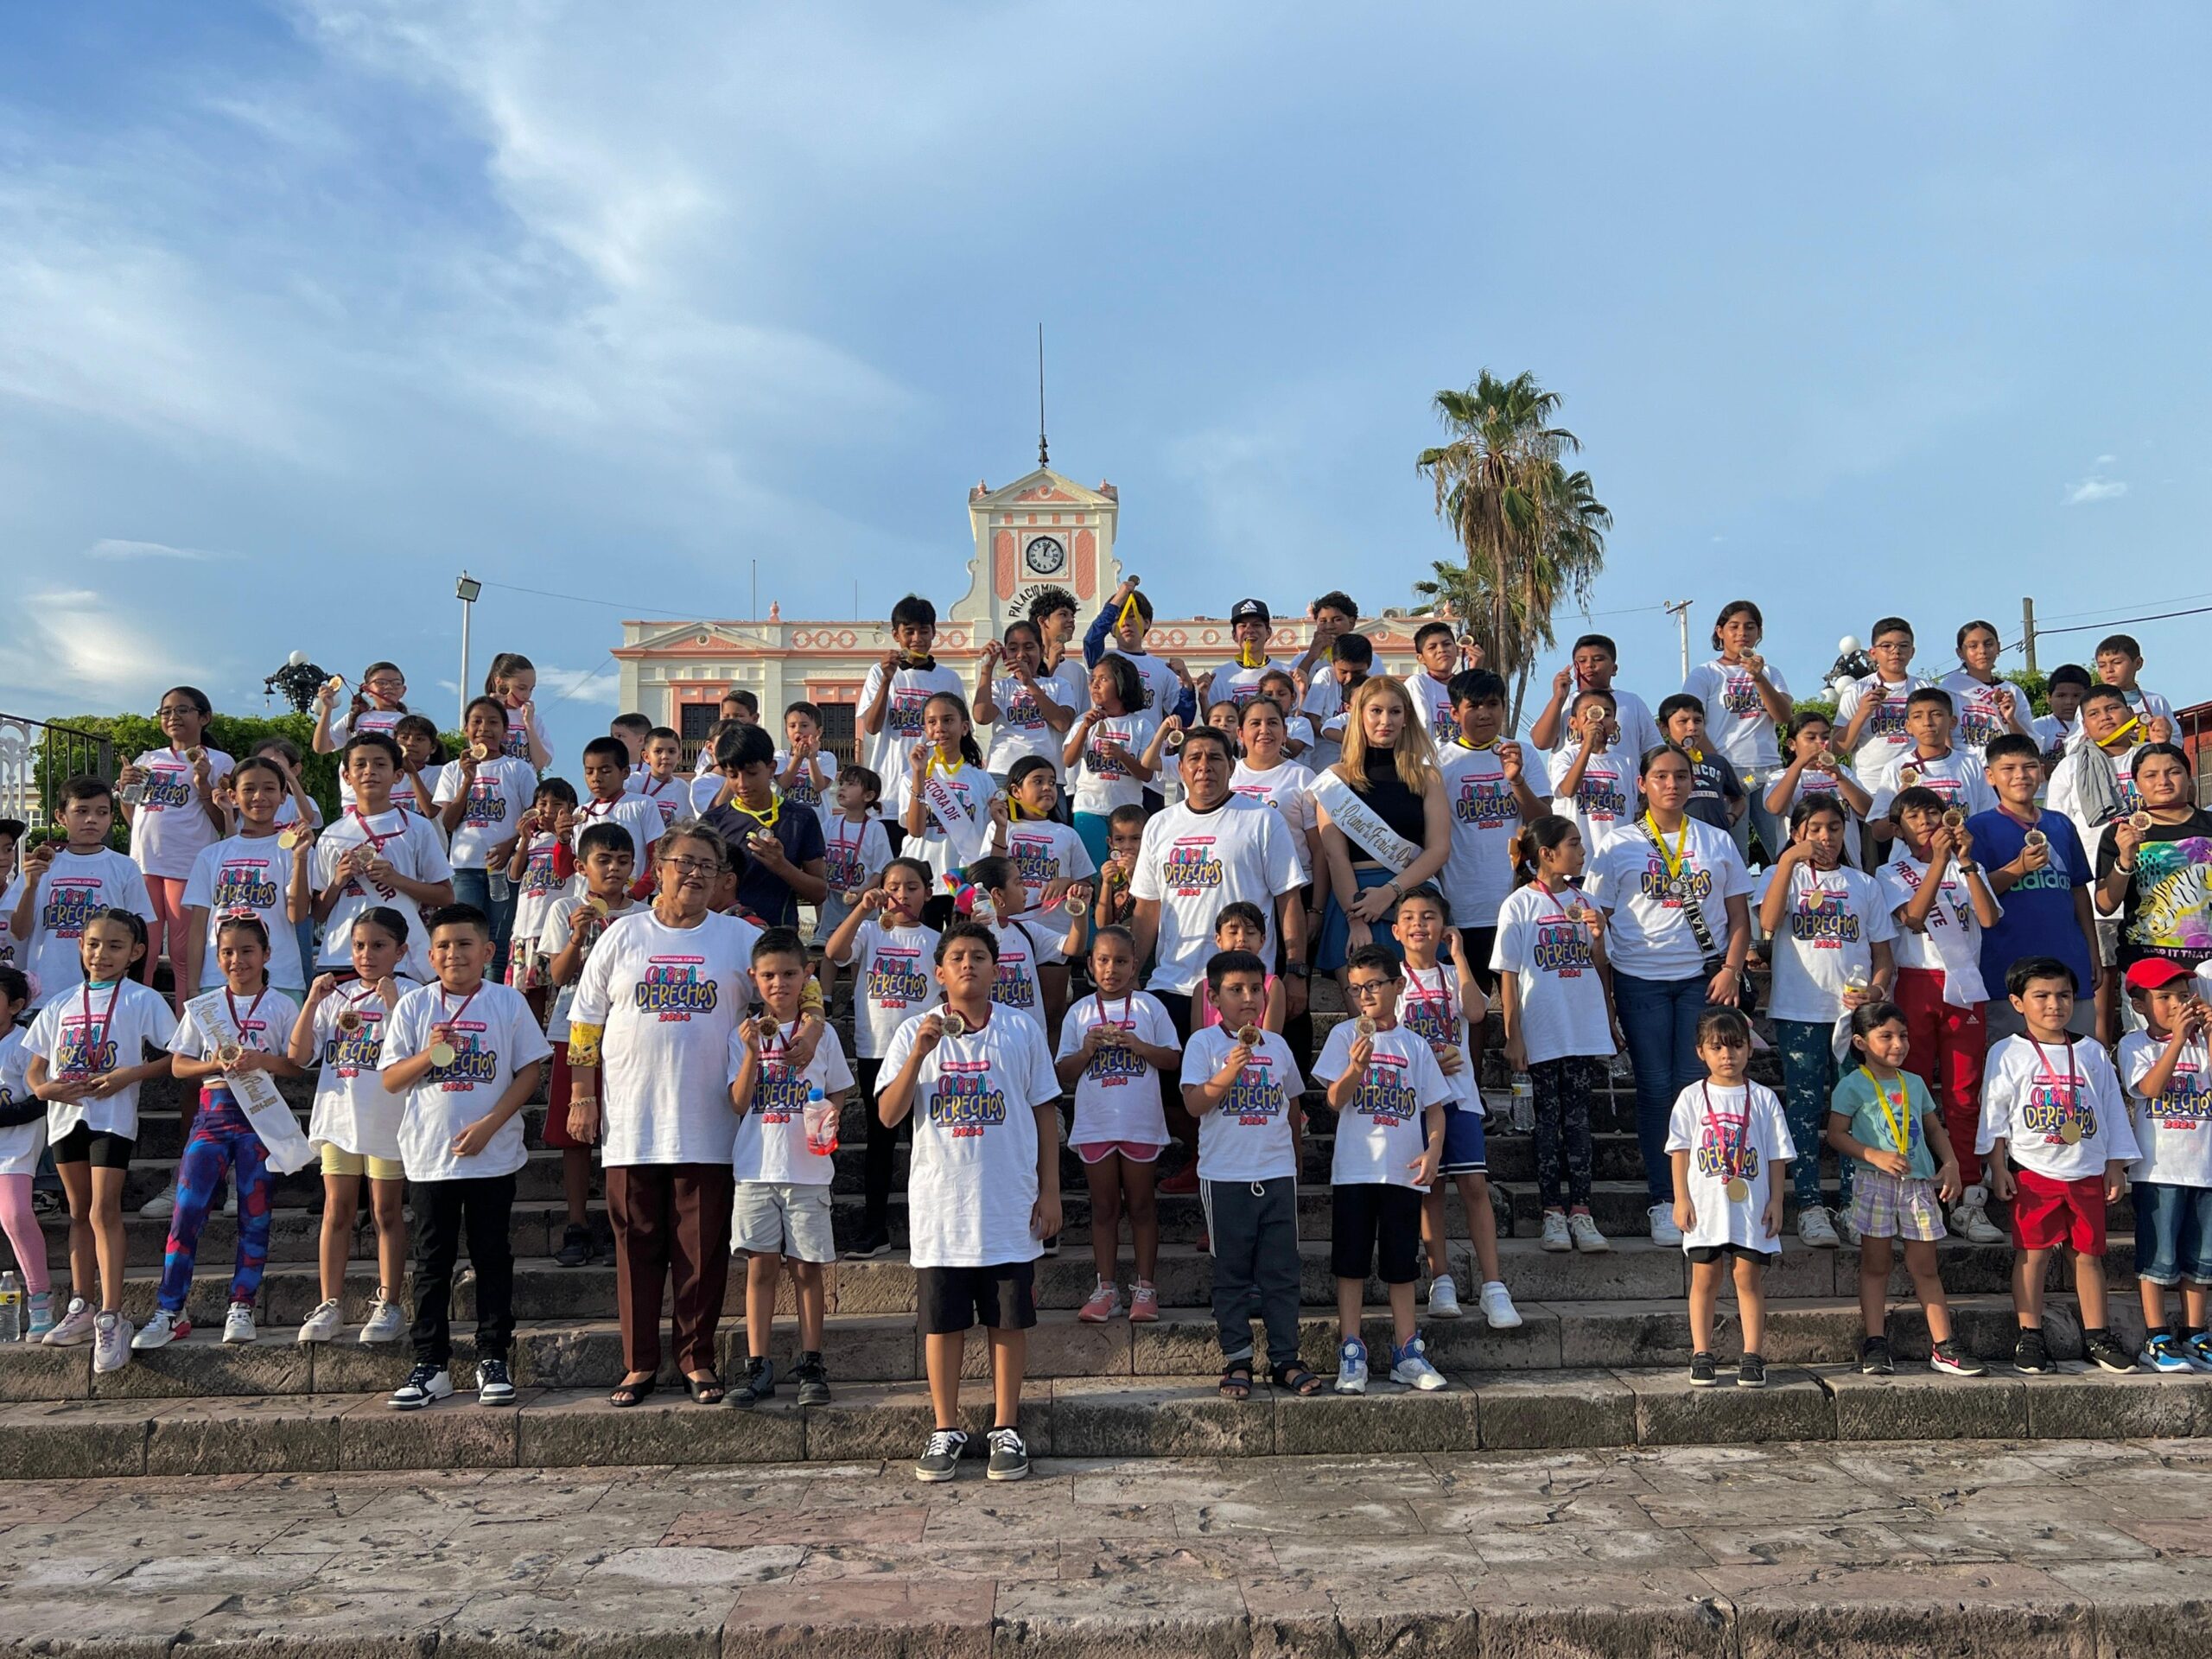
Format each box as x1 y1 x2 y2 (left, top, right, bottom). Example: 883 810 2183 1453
659 855 720 877
1868 640 1913 654
155 705 199 718
1346 979 1396 1001
365 677 407 694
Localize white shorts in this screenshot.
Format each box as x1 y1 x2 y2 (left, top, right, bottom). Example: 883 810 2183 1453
732 1180 836 1264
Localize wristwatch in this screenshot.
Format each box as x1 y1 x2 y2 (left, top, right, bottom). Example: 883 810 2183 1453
1283 961 1312 981
1956 860 1980 875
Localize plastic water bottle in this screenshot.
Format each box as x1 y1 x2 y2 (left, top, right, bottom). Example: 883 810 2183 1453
803 1083 839 1157
0 1272 21 1344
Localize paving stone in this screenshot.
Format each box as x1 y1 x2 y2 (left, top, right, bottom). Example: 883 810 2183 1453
722 1579 997 1657
1704 1560 2095 1656
959 1316 1126 1381
1050 1379 1274 1459
143 1392 347 1475
86 1333 312 1400
2023 1366 2212 1440
0 1341 92 1402
1473 1368 1637 1449
0 1399 149 1478
799 1383 1051 1464
517 1390 806 1467
440 1586 741 1657
2044 1556 2212 1657
1558 1300 1700 1367
0 1591 231 1656
336 1390 530 1471
1464 1567 1736 1657
1821 1366 2031 1441
993 1575 1251 1656
1274 1382 1476 1456
1618 1366 1837 1446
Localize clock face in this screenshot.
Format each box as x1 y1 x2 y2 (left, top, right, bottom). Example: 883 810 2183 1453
1024 536 1066 576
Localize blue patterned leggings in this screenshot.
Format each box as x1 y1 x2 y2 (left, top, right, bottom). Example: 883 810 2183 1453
157 1096 273 1313
1773 1019 1853 1211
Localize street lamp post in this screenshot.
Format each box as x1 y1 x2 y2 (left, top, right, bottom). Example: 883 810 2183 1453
456 572 483 729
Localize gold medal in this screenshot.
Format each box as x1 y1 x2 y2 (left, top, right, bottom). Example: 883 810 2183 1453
1725 1178 1750 1203
2130 810 2153 832
278 824 308 849
470 741 492 762
2024 828 2048 850
429 1040 457 1068
939 1010 967 1039
334 1007 364 1035
2059 1120 2083 1145
1353 1015 1377 1038
1235 1024 1262 1046
215 1041 244 1069
1899 766 1922 785
185 746 206 764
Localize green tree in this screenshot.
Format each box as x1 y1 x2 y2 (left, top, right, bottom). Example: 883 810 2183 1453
1414 371 1611 721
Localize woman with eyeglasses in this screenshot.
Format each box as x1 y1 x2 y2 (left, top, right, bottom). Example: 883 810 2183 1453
313 662 412 809
563 823 827 1407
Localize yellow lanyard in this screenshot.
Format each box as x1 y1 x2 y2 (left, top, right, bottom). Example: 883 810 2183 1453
1862 1066 1910 1154
732 793 784 835
2098 716 2141 752
1644 812 1688 882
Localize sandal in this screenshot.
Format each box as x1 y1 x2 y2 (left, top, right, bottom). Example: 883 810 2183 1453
1273 1364 1325 1397
685 1372 726 1405
608 1374 658 1408
1217 1363 1254 1402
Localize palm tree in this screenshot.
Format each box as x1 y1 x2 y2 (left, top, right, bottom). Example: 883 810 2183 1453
1415 372 1611 718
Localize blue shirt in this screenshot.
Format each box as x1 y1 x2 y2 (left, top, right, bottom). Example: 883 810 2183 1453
1968 807 2092 995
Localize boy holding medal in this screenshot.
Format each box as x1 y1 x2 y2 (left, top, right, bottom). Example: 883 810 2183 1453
1826 1001 1983 1376
1977 956 2140 1375
1665 1006 1793 1388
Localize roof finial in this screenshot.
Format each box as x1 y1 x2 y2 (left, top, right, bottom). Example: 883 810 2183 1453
1037 323 1049 467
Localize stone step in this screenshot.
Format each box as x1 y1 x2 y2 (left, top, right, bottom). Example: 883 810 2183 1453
0 1360 2201 1481
0 1291 2166 1404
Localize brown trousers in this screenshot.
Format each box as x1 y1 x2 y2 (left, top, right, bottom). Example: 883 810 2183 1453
607 1163 734 1375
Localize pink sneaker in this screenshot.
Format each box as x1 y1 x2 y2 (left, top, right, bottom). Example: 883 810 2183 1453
1077 1280 1121 1323
1128 1282 1159 1323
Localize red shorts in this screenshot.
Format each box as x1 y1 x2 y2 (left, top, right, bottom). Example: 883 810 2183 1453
2011 1166 2107 1255
543 1042 582 1149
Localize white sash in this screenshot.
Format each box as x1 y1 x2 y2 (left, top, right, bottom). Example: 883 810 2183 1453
1311 771 1421 877
186 990 319 1174
1916 874 1989 1008
922 764 993 866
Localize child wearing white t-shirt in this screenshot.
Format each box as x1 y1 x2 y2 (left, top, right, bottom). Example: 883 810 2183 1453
503 778 576 1012
729 928 855 1409
1182 948 1316 1398
1546 690 1637 851
2117 960 2212 1372
999 758 1096 914
1055 928 1179 1325
1664 1006 1794 1389
11 779 155 1011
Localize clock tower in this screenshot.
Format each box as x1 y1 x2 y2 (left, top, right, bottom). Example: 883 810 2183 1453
950 466 1122 642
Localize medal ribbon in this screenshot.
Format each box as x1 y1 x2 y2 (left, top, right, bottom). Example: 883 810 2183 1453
77 979 124 1077
2097 716 2141 752
2030 1036 2082 1136
1644 811 1689 883
1861 1066 1911 1155
434 985 482 1055
1700 1082 1749 1183
225 985 270 1053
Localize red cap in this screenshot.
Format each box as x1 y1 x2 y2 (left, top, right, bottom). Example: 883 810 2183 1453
2124 958 2193 993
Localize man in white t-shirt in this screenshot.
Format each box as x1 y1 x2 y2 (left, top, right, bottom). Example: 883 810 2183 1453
1205 597 1294 714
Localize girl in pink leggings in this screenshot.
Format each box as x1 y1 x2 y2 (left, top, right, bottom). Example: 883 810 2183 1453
0 967 54 1337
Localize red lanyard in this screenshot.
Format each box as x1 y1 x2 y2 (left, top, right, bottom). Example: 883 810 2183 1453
1534 879 1585 926
225 986 269 1049
346 806 394 852
1700 1082 1749 1176
1093 991 1133 1030
78 979 124 1070
2029 1038 2080 1105
1403 964 1453 1033
436 985 482 1033
640 775 674 798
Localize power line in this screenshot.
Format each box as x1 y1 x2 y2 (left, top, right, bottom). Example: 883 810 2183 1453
474 579 708 622
2025 601 2212 645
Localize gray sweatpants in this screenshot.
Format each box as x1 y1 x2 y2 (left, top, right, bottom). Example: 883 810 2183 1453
1201 1175 1302 1374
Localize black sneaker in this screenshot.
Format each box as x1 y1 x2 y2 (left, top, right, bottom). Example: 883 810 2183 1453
2084 1331 2139 1374
914 1427 966 1483
390 1363 453 1411
1738 1351 1768 1389
555 1224 590 1268
845 1228 893 1261
985 1426 1030 1482
1689 1351 1719 1387
1039 1235 1061 1257
732 1356 775 1409
2014 1326 2053 1374
1859 1336 1894 1375
475 1357 516 1405
1929 1338 1986 1377
795 1351 831 1407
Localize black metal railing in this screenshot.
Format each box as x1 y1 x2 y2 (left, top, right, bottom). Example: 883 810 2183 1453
0 714 115 829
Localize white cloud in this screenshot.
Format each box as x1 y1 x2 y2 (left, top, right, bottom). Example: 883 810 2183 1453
88 538 230 562
0 591 207 715
2094 453 2118 466
533 662 620 709
2065 477 2127 505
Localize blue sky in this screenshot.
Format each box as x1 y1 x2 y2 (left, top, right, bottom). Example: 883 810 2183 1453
4 2 2208 763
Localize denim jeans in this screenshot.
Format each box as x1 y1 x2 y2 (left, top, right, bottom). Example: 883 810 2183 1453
1613 970 1711 1202
452 868 517 977
1728 786 1786 870
1773 1017 1852 1211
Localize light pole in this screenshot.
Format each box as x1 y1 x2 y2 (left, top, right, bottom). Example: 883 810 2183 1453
456 572 483 729
1663 599 1694 682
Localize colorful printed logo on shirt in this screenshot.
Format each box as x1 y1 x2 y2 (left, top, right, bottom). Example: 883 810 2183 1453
865 949 929 1010
1955 693 2000 752
1719 671 1762 717
2021 1083 2095 1144
751 1066 812 1123
1224 1058 1286 1125
41 880 106 941
784 766 822 807
143 766 194 811
1453 772 1516 830
2126 837 2212 955
1573 772 1628 821
1692 1126 1761 1184
211 859 279 916
1864 690 1910 742
1637 858 1714 903
322 1012 384 1077
824 839 865 891
1084 1027 1147 1084
522 845 561 901
926 1059 1007 1134
427 1024 497 1088
1400 995 1460 1050
1087 728 1134 780
634 956 718 1018
462 775 506 828
887 690 930 740
1533 918 1594 975
1000 688 1045 731
52 1018 118 1077
2144 1061 2212 1128
1789 890 1863 946
1346 1053 1421 1127
502 728 531 761
1161 837 1225 893
1010 834 1060 893
990 952 1037 1009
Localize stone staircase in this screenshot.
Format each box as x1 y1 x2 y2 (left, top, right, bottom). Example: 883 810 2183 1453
2 982 2203 1479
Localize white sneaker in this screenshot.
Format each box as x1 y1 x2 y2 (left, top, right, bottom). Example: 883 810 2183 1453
222 1192 239 1218
1334 1337 1369 1395
1648 1204 1683 1247
390 1363 454 1410
222 1304 257 1344
1539 1211 1573 1252
1427 1274 1463 1320
1952 1185 2005 1244
359 1296 406 1344
1389 1333 1448 1390
92 1311 132 1374
1798 1205 1840 1249
1835 1209 1864 1248
1568 1212 1611 1253
138 1180 177 1219
132 1308 188 1351
1478 1281 1522 1330
296 1300 345 1344
42 1297 97 1346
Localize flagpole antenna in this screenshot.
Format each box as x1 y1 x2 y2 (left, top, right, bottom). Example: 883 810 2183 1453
1037 324 1049 467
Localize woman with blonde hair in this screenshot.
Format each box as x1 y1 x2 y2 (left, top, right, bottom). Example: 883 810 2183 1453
1313 676 1452 981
